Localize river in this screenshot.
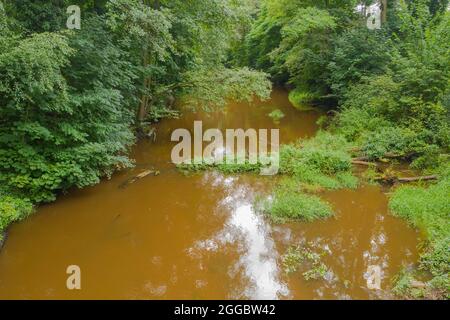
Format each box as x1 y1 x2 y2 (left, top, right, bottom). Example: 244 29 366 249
0 89 420 299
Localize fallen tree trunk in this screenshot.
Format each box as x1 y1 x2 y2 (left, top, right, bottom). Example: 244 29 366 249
397 175 438 182
352 152 417 162
375 175 438 184
119 169 160 189
352 156 369 162
351 159 376 166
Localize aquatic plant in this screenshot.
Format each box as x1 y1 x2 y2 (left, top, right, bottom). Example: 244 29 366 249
263 181 333 222
281 245 330 281
267 109 285 122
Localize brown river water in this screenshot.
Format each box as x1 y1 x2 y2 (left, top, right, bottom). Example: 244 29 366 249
0 89 420 299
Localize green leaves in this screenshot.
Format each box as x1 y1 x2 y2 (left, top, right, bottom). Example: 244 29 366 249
328 27 392 99
0 193 32 232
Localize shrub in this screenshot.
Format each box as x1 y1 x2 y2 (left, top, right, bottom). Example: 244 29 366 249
361 126 422 160
279 132 357 190
0 192 33 241
328 27 392 99
333 106 391 142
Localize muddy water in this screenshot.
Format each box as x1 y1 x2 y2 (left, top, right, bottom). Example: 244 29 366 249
0 89 420 299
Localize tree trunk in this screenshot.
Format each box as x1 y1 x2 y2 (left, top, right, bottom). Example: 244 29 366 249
137 45 151 124
380 0 388 25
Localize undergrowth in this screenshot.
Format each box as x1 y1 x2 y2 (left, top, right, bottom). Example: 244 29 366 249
389 164 450 299
262 181 334 222
0 191 33 243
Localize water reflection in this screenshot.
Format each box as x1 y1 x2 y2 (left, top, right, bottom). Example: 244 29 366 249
191 173 288 299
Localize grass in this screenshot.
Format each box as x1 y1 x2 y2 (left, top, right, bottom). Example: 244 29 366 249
279 131 358 190
176 155 266 174
288 88 316 110
262 179 334 222
389 164 450 299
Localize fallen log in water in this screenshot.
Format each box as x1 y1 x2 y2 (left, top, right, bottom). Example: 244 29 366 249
397 175 438 182
375 175 438 184
351 159 376 166
119 169 160 189
351 152 417 162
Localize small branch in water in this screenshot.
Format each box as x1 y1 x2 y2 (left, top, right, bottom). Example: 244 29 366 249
351 159 376 166
119 170 160 189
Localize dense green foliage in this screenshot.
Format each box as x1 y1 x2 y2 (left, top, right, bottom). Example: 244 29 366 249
0 0 449 300
0 192 32 243
0 0 270 235
279 132 358 190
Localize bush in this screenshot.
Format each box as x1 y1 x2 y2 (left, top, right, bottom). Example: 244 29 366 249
0 192 33 241
328 27 392 99
361 126 422 160
333 106 392 142
279 132 357 190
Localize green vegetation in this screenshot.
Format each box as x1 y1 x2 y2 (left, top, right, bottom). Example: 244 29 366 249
263 182 334 222
267 109 285 122
241 0 449 299
0 0 271 237
281 245 330 281
0 0 448 300
179 131 357 191
0 193 32 243
176 155 269 175
288 89 316 111
279 132 358 190
389 165 450 298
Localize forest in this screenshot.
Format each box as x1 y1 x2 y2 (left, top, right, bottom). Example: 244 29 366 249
0 0 449 300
